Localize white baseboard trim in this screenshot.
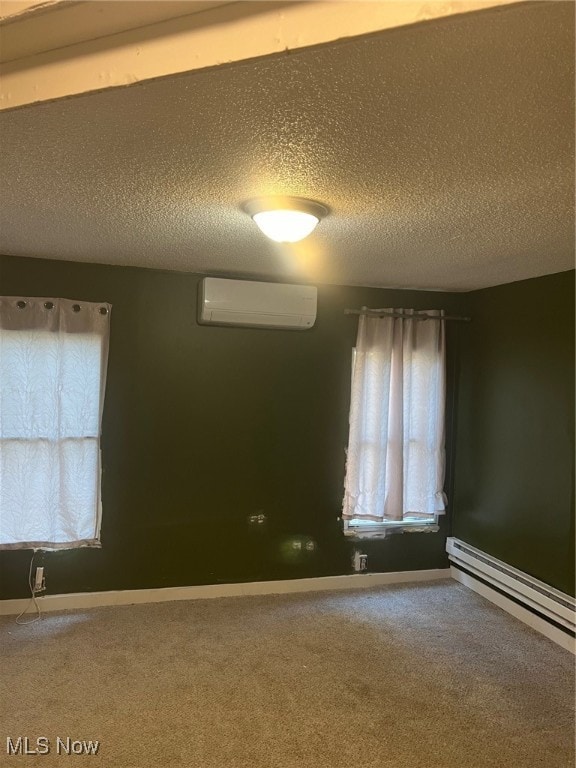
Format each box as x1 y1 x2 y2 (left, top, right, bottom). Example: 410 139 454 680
0 568 450 616
451 566 576 654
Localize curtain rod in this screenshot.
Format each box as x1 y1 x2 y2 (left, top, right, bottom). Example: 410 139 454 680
344 308 471 322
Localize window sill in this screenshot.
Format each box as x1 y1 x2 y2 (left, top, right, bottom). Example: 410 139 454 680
343 519 439 539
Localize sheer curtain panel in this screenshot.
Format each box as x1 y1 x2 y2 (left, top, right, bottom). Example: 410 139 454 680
0 297 111 549
343 309 446 522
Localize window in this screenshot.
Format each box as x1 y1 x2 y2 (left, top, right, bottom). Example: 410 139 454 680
0 297 111 550
342 309 446 537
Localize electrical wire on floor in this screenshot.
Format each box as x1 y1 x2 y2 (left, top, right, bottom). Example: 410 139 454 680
16 550 42 625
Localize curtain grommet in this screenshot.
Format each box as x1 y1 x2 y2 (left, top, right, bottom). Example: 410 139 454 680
16 300 27 309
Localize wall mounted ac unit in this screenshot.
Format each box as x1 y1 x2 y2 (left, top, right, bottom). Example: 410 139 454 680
199 278 317 330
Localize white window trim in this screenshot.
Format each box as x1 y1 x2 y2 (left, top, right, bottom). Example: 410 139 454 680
343 517 440 539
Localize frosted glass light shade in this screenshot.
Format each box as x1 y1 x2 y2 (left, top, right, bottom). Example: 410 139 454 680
252 210 319 243
243 197 328 243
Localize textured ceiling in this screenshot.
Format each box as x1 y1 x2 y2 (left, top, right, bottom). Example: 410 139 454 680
0 1 574 291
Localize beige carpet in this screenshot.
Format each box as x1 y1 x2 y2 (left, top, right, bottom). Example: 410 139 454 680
1 580 574 767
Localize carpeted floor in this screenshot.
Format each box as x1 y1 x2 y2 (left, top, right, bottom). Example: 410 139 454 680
1 580 574 767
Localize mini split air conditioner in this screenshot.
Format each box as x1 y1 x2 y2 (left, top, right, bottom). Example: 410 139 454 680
199 278 317 330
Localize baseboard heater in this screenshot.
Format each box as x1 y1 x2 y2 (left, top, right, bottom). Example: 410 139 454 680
446 537 575 646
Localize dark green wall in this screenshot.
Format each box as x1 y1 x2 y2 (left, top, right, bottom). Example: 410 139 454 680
0 255 465 599
453 270 575 595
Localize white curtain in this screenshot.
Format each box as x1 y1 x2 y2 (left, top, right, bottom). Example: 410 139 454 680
343 309 446 522
0 297 111 549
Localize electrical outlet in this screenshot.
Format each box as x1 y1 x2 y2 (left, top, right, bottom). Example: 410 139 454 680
248 513 267 525
33 566 45 593
353 551 368 572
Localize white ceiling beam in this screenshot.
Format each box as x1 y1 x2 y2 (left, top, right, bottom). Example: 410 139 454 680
0 0 525 111
0 1 234 61
0 0 64 23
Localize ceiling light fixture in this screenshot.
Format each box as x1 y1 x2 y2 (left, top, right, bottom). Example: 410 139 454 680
243 197 328 243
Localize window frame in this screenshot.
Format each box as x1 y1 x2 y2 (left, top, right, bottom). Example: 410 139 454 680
0 297 110 551
342 314 446 535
